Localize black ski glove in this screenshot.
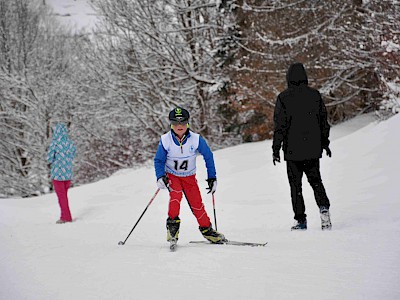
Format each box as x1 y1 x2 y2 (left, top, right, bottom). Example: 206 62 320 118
206 178 217 194
324 146 332 158
273 153 281 166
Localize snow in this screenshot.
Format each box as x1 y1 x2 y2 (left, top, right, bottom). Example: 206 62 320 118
382 40 400 53
1 113 400 300
46 0 98 32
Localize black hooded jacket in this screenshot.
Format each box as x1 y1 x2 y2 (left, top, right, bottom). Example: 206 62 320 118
272 63 330 161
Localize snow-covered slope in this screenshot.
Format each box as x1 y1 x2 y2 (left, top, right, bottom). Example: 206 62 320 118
1 114 399 300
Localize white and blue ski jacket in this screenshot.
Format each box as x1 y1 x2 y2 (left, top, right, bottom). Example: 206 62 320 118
154 130 216 180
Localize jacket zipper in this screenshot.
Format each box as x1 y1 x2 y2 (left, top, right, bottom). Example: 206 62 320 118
178 135 187 154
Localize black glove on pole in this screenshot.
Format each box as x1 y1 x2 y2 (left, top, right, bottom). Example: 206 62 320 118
206 178 217 194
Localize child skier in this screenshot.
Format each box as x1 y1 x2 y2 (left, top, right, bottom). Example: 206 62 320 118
154 107 225 246
47 123 77 224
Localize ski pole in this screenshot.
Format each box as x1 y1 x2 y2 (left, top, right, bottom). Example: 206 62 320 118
212 194 218 231
118 188 160 246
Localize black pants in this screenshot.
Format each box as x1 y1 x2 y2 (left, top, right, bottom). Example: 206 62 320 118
286 159 330 222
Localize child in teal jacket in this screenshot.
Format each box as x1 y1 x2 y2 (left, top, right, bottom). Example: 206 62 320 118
47 123 76 223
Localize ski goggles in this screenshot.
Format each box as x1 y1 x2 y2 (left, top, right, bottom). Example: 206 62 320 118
170 118 189 125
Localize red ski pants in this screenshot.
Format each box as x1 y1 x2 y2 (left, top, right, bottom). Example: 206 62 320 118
53 180 72 222
167 174 211 228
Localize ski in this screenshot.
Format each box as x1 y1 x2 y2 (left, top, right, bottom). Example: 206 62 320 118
189 240 267 247
169 238 178 251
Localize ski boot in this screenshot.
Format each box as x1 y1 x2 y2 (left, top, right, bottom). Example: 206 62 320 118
199 225 225 244
291 219 307 231
167 216 180 241
320 206 332 230
167 217 180 251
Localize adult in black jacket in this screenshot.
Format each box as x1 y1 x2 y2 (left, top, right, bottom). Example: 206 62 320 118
272 62 332 231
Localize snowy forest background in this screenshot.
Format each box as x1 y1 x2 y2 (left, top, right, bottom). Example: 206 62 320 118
1 0 399 198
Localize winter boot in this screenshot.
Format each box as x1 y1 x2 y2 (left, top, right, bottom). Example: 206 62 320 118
166 216 180 241
56 219 71 224
291 219 307 231
199 225 225 244
320 206 332 230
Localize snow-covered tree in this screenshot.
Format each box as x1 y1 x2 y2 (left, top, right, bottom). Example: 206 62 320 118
220 0 400 140
70 0 241 182
0 0 83 197
2 0 398 197
89 0 238 138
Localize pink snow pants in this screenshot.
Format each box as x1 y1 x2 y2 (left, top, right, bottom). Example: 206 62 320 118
167 174 211 228
53 180 72 222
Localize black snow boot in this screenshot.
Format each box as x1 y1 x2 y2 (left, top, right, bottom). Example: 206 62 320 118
291 219 307 231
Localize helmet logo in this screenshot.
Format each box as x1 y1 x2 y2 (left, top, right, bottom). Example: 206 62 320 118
175 108 182 116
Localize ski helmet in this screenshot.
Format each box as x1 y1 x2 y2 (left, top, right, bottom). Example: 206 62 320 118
169 107 190 124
